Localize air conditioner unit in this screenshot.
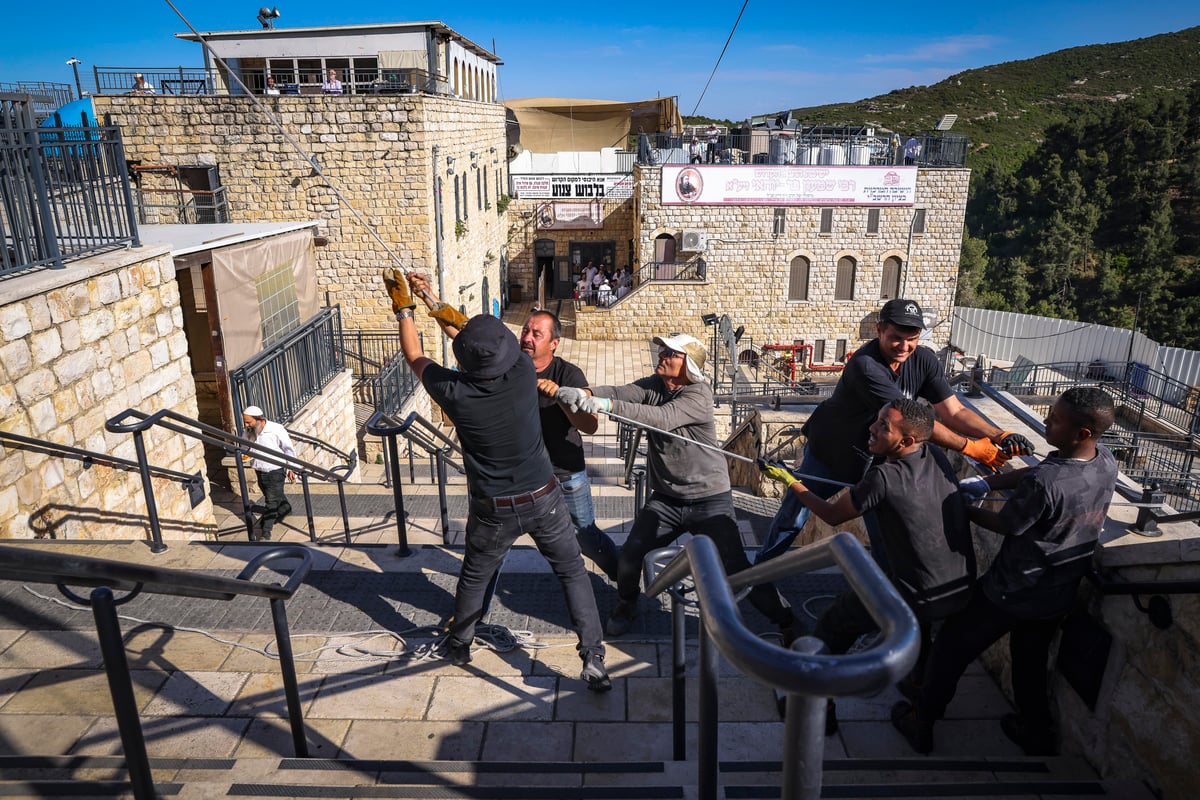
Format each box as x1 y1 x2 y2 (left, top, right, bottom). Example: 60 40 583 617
680 230 707 252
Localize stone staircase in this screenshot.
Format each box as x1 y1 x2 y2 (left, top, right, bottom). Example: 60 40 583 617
0 331 1157 799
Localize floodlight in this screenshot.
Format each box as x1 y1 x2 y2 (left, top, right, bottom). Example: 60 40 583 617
257 6 281 28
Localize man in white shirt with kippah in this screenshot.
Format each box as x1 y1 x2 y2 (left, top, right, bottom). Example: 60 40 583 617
242 405 296 541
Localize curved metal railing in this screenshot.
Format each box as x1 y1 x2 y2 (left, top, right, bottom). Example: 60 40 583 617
106 407 356 550
643 532 920 800
0 543 314 800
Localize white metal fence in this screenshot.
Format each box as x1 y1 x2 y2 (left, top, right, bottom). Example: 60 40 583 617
948 307 1200 386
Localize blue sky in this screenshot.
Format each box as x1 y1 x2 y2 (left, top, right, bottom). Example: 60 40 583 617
2 1 1196 120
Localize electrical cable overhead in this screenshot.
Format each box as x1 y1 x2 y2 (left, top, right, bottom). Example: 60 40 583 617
689 0 751 118
162 0 415 276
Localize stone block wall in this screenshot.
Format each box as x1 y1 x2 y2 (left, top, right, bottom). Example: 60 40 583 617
576 165 968 355
0 247 217 542
94 95 508 341
289 369 359 482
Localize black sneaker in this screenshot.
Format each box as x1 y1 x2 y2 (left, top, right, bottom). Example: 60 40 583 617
581 652 612 692
443 639 472 666
605 600 639 637
1000 713 1058 756
890 701 933 754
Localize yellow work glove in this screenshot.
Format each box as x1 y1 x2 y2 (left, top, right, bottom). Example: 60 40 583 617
961 437 1008 472
757 459 799 486
382 268 416 316
429 302 470 331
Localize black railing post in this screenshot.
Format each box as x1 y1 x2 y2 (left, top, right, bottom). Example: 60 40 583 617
698 622 719 800
300 474 316 542
1131 484 1164 537
436 448 451 545
336 480 352 544
672 590 687 761
108 123 140 247
92 587 156 800
269 596 310 757
632 466 646 516
386 433 411 557
131 429 167 553
234 454 258 541
23 122 65 269
781 636 829 800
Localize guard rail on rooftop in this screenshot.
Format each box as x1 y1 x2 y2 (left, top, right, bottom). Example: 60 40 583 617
0 96 140 279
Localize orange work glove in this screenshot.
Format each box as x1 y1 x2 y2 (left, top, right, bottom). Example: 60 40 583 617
961 437 1008 472
382 268 417 315
429 302 470 330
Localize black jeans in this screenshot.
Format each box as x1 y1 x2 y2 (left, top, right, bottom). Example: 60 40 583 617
915 588 1061 728
449 488 605 658
617 491 795 626
255 468 291 537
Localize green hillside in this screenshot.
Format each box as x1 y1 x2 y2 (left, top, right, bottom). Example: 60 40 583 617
776 26 1200 174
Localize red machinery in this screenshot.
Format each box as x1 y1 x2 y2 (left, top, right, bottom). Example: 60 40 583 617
759 342 851 381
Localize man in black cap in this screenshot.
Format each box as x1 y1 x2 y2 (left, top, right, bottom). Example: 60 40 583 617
757 298 1033 573
386 269 611 691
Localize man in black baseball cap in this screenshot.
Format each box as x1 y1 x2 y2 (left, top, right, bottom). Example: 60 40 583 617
757 296 1034 601
389 270 611 692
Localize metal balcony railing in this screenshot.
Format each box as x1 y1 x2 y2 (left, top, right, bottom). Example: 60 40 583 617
229 307 346 427
0 95 140 278
91 66 448 98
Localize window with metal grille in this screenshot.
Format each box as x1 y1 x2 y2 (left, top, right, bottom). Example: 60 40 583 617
483 170 488 207
912 208 926 234
462 174 468 220
256 265 300 347
820 208 833 234
788 256 810 301
477 169 482 211
454 178 461 223
867 208 880 234
881 256 902 299
835 256 856 300
773 208 786 237
812 339 826 362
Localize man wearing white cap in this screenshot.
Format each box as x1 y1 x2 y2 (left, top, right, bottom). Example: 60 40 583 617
241 405 296 541
556 333 800 638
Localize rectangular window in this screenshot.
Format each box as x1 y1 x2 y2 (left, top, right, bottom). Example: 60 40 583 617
477 169 483 211
462 174 468 220
483 170 488 207
454 179 461 223
255 265 300 347
867 208 880 234
788 258 809 301
812 340 826 363
819 208 833 234
835 339 848 362
912 208 927 234
835 257 857 301
773 208 787 237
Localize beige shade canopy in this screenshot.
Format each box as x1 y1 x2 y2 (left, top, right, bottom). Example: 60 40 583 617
504 97 682 153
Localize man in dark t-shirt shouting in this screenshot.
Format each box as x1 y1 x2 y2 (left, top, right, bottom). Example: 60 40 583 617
759 298 1033 572
519 310 620 581
388 270 610 691
761 397 975 733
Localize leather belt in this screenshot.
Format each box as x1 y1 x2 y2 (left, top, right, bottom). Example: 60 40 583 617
492 477 558 509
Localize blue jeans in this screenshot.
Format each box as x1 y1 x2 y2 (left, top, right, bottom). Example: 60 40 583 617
449 487 605 658
559 469 620 580
755 446 889 573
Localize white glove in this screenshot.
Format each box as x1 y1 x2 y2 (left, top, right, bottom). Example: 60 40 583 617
958 475 990 501
577 394 612 415
555 386 589 413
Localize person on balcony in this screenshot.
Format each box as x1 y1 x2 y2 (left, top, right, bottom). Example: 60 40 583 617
755 298 1033 578
241 405 295 541
705 123 721 163
131 74 155 95
519 309 620 581
892 387 1118 756
689 137 704 164
555 333 800 640
904 136 922 165
322 68 344 94
265 76 281 96
760 397 975 734
385 269 611 692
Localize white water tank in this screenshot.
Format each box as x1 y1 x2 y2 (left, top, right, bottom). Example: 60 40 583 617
850 144 871 165
819 144 845 165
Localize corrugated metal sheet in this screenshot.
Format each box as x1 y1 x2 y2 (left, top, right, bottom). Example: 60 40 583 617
949 307 1157 366
950 307 1200 394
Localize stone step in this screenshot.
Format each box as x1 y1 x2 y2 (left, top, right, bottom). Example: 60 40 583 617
0 754 1148 799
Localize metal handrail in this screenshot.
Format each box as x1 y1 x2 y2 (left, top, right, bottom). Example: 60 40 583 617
106 407 355 549
0 543 314 800
0 428 203 501
365 410 463 546
644 533 919 800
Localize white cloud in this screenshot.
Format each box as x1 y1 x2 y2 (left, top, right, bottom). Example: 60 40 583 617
861 35 1002 64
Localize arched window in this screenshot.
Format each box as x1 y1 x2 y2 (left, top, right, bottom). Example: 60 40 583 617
880 256 902 299
835 256 856 300
788 256 810 301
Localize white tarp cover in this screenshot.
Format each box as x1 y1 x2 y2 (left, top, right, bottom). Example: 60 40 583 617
504 97 682 154
211 229 318 369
